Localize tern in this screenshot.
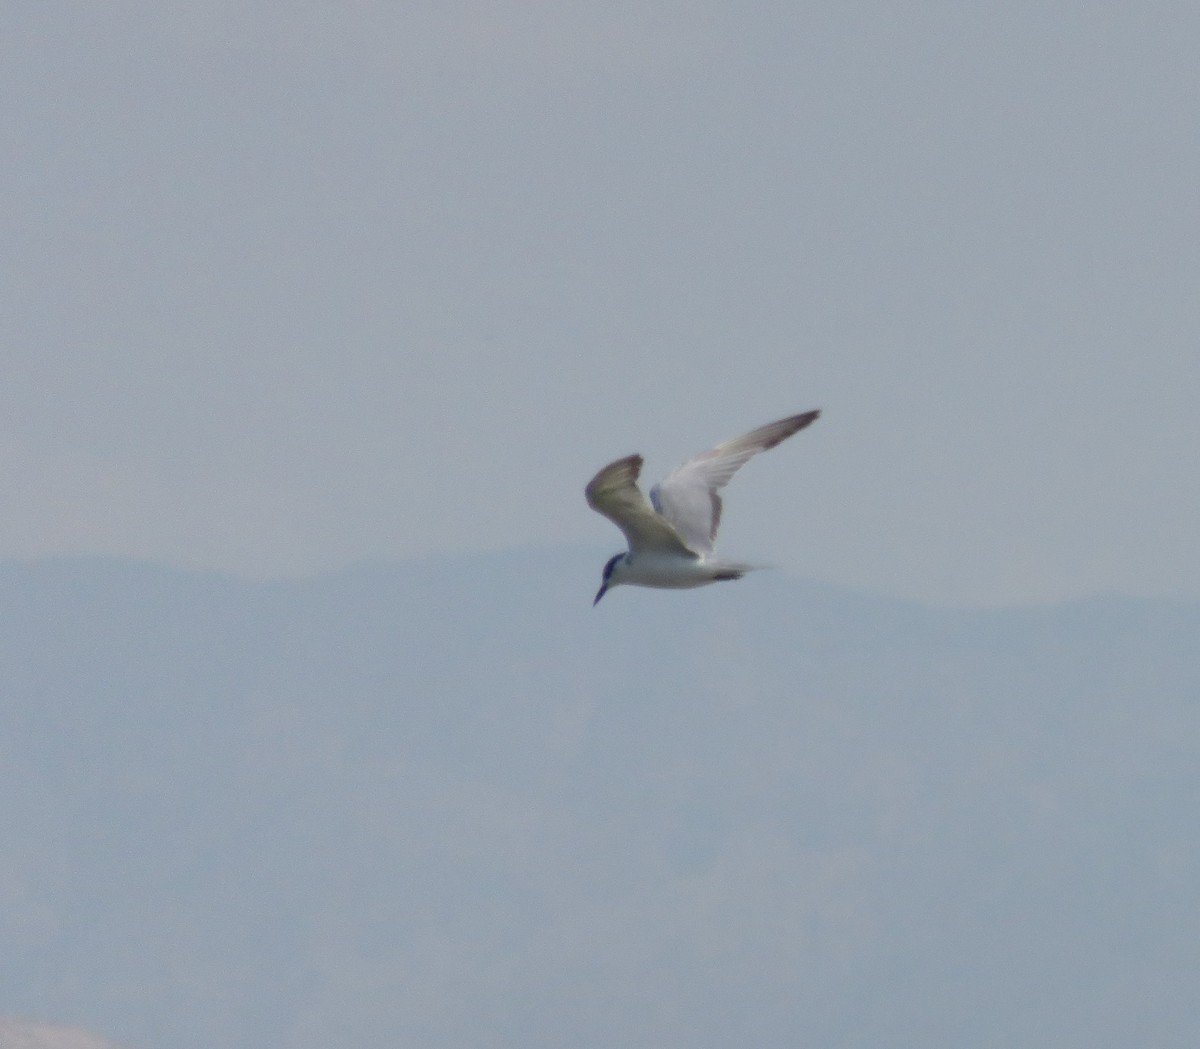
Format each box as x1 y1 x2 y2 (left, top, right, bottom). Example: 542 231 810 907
586 410 820 604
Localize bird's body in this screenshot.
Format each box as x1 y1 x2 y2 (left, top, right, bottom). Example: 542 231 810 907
586 410 819 604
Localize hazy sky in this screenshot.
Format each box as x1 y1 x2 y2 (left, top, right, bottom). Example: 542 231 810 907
4 2 1198 605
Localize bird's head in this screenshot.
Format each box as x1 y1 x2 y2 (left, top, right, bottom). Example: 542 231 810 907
593 553 627 605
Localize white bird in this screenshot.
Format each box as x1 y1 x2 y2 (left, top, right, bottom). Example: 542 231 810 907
586 410 820 604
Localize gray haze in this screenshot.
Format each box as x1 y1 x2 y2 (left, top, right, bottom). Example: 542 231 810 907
5 6 1198 1045
3 552 1198 1049
3 3 1199 605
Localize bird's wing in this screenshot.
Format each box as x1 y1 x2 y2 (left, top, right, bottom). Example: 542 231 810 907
585 454 698 556
649 410 820 553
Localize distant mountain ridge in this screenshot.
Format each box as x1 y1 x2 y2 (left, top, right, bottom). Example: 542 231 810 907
0 1018 126 1049
2 552 1197 1049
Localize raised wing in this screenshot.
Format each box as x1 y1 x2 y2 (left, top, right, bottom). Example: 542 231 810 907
585 454 697 556
649 410 819 553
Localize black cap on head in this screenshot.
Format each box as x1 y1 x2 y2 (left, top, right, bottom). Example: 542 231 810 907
594 554 622 605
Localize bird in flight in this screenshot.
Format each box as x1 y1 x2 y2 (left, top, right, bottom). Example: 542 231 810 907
585 410 820 604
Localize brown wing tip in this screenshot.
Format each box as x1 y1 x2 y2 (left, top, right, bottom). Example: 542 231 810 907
761 409 821 449
610 453 644 481
585 453 645 507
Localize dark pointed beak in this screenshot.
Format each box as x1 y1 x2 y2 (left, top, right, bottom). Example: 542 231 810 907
593 582 608 606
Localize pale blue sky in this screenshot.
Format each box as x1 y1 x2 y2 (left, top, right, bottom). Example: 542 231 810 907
3 2 1198 605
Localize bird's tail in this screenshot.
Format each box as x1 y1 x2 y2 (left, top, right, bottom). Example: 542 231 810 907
712 561 759 582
